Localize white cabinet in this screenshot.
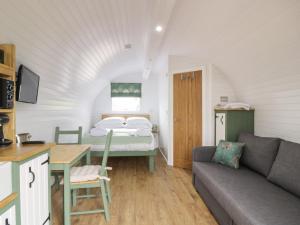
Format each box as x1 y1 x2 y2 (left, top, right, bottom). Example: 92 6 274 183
0 205 16 225
19 153 49 225
215 113 226 145
0 162 12 202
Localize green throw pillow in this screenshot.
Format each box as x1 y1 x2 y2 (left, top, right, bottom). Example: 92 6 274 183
212 140 245 169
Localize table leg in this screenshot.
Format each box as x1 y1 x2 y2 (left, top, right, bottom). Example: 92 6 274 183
86 151 91 197
86 151 91 165
64 166 71 225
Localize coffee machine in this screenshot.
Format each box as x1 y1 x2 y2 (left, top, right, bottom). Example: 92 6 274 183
0 113 12 146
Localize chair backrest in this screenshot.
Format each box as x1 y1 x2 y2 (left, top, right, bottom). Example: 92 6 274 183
54 126 83 144
100 130 113 176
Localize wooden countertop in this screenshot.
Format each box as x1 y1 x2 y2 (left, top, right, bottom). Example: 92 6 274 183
50 144 91 164
0 143 54 162
0 193 17 209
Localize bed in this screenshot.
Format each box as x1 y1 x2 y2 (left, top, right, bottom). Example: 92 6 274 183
83 114 158 172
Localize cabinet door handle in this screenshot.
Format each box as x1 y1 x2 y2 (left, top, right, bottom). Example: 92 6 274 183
221 116 224 125
41 156 49 165
5 218 10 225
42 213 50 225
29 166 35 188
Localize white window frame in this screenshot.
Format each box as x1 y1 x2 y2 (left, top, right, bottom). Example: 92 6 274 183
111 97 141 112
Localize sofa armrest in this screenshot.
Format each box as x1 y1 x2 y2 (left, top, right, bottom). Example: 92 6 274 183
192 146 216 162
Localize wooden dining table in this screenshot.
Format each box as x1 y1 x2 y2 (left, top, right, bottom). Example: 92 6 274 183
50 144 91 225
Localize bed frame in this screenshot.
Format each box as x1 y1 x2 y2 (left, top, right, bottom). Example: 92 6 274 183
90 113 157 172
101 113 151 120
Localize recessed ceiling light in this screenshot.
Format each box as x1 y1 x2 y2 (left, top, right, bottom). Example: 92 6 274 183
155 25 163 32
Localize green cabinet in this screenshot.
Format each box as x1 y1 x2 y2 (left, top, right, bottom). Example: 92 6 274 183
215 109 254 145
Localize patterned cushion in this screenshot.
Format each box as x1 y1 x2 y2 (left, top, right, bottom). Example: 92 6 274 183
70 165 101 183
212 141 245 169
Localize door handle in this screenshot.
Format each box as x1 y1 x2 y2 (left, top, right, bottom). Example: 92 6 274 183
29 166 35 188
5 218 10 225
221 116 224 125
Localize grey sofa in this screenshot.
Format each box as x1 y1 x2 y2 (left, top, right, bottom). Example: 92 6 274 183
192 133 300 225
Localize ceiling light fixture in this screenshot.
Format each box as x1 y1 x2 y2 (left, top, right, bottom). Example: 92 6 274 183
155 25 163 32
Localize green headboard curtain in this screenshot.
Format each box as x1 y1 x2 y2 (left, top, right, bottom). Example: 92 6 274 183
111 83 142 97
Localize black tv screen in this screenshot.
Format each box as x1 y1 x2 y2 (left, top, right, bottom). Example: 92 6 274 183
16 65 40 104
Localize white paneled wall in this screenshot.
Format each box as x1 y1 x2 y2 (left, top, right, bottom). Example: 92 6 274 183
16 103 93 142
156 56 170 158
91 73 159 127
209 65 237 144
239 74 300 142
210 65 236 107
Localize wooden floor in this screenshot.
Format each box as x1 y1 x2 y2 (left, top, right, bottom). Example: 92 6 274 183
52 152 218 225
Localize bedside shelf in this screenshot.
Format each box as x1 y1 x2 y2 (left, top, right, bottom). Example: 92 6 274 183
0 63 14 77
0 109 13 113
0 193 17 210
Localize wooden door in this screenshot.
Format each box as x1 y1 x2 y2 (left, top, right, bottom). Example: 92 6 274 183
173 70 202 169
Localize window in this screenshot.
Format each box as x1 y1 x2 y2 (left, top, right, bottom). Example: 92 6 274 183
112 97 140 112
111 82 142 112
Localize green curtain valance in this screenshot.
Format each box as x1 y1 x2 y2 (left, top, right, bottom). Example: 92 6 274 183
111 83 142 97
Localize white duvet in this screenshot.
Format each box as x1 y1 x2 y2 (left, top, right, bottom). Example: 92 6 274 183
90 127 152 137
91 134 158 152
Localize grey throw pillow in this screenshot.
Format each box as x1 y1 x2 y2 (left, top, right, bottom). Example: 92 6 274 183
238 133 280 176
268 141 300 197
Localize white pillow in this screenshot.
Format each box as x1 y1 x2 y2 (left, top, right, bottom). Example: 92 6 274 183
95 117 125 129
135 128 152 136
126 117 152 129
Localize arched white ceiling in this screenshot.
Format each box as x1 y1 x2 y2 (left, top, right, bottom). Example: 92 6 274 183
1 0 300 141
0 0 176 140
155 0 300 92
0 0 176 104
154 0 300 141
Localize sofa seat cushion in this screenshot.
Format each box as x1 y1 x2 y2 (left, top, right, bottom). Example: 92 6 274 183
268 140 300 197
193 162 300 225
238 133 280 176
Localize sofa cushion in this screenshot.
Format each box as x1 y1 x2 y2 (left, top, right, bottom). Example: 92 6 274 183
238 133 280 176
268 140 300 197
212 141 244 169
193 162 300 225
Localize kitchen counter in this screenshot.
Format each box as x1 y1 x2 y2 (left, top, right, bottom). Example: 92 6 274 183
0 143 54 162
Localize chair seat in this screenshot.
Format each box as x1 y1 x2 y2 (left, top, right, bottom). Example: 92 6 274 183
71 165 102 182
60 165 102 184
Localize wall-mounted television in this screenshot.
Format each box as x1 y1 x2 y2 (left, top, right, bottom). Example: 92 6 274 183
16 65 40 104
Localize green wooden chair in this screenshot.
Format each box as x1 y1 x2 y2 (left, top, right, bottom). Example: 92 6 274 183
54 126 83 144
68 130 113 221
52 126 83 190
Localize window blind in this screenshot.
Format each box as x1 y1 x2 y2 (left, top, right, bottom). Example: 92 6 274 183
111 83 142 97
